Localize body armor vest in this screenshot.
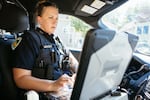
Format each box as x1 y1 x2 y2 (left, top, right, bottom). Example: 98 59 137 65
28 29 63 80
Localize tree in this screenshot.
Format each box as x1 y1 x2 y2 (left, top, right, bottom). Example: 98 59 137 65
70 16 91 37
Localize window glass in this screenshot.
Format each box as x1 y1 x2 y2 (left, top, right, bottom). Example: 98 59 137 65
0 29 13 39
55 14 92 50
101 0 150 55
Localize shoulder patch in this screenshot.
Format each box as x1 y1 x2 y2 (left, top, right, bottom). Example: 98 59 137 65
11 37 22 50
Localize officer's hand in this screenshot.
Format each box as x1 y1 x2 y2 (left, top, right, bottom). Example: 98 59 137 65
52 74 72 92
72 73 76 80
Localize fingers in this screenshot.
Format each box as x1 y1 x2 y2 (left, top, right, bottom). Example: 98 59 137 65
63 74 75 88
59 74 73 87
57 74 71 86
53 74 75 92
72 74 76 80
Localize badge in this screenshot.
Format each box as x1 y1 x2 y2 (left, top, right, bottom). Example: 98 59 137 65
11 37 22 50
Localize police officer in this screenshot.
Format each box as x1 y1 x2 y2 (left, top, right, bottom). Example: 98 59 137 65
12 0 78 99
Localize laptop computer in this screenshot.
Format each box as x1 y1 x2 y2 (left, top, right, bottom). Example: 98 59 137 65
71 29 138 100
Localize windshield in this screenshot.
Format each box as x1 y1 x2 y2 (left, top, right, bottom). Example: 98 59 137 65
101 0 150 56
55 14 92 50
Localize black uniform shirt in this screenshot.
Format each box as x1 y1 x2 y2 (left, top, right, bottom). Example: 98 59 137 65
13 28 55 70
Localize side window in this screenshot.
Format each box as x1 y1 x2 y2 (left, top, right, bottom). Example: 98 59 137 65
101 0 150 56
0 29 13 40
55 14 92 50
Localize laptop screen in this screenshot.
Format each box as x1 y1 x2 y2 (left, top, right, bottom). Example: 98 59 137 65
71 29 138 100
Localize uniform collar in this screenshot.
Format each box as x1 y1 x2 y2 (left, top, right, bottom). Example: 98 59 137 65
36 27 55 43
36 27 54 37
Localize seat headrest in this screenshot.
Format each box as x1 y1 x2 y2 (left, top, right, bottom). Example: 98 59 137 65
0 2 29 33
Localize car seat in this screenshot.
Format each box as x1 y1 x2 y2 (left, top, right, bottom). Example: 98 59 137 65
0 35 18 99
0 0 39 100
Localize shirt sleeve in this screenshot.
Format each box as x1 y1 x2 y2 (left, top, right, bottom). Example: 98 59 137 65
12 32 39 70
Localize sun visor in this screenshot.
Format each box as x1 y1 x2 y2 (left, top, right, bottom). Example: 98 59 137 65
0 2 29 33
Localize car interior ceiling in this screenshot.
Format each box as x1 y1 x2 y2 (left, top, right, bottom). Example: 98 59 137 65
15 0 128 28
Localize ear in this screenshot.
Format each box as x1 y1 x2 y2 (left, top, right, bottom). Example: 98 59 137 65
36 16 41 24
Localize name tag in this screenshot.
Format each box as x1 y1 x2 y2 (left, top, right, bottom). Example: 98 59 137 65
43 45 52 48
